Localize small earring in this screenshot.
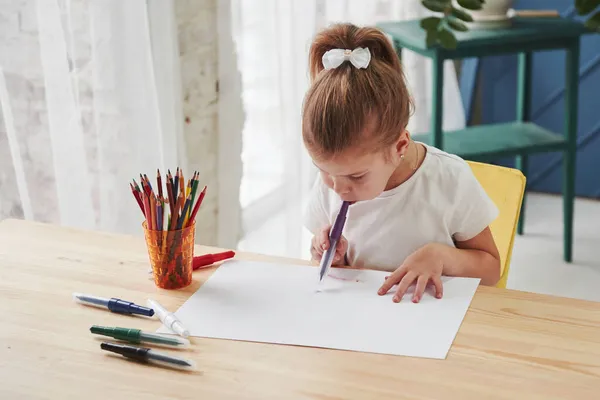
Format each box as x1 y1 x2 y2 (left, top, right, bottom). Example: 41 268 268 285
400 154 405 161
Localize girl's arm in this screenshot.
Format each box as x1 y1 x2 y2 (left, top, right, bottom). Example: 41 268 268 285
378 227 501 303
437 226 501 286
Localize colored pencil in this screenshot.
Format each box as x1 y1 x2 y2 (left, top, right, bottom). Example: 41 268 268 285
190 172 199 218
177 192 185 216
132 179 142 193
170 194 182 230
187 185 206 227
144 174 153 193
142 192 151 228
179 170 184 198
178 195 192 230
173 168 179 199
130 183 145 215
139 175 146 196
131 169 207 232
140 174 150 196
167 170 173 193
157 199 163 231
166 177 175 216
149 194 157 230
157 169 163 200
167 169 173 190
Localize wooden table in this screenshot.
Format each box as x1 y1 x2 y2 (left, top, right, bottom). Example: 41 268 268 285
1 219 600 399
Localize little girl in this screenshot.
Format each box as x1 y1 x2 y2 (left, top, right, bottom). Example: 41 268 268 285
302 23 501 303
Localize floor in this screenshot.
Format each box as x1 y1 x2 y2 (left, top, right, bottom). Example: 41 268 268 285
507 193 600 302
239 193 600 303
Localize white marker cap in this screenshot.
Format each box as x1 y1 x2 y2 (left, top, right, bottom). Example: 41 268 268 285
147 298 189 337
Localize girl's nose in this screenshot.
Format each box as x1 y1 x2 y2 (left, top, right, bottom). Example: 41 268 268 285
332 179 351 195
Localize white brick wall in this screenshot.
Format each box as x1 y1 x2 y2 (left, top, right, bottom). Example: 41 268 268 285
175 0 220 246
0 0 231 246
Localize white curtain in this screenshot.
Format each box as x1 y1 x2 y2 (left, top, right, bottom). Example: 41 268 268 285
0 0 185 236
232 0 465 260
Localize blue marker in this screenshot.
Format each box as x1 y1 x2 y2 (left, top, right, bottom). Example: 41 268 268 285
73 292 154 317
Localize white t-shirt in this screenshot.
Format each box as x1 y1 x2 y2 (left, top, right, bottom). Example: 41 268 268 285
303 144 499 272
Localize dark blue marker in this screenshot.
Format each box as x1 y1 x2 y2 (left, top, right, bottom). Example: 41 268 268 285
73 292 154 317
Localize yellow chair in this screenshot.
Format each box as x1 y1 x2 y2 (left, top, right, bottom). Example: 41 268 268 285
467 161 526 289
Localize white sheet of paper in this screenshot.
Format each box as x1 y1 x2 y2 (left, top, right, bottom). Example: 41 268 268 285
157 260 480 359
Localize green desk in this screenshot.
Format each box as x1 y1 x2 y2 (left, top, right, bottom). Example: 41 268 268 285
377 18 589 262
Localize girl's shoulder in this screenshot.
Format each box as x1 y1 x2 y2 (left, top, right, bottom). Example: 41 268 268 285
420 144 476 186
418 144 498 241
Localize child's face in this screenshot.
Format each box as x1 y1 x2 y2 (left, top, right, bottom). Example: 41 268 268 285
312 143 401 202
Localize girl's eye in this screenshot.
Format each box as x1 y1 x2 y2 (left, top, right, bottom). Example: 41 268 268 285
349 174 366 181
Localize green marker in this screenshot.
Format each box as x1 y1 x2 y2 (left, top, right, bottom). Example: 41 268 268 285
90 325 190 348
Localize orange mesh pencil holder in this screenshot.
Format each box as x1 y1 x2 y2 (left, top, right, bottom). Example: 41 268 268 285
143 221 195 290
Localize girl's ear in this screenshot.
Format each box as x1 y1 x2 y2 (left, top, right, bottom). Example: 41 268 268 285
394 130 411 160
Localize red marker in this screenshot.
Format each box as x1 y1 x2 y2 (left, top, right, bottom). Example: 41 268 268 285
193 251 235 270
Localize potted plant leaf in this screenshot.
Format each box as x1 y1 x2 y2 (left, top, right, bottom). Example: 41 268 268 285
420 0 600 49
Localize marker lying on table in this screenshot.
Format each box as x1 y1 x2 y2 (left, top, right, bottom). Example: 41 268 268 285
147 298 189 337
90 325 190 348
147 250 236 275
100 342 195 370
73 293 154 317
319 201 351 283
193 250 235 270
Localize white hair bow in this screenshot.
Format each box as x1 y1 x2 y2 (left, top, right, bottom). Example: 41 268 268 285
322 47 371 70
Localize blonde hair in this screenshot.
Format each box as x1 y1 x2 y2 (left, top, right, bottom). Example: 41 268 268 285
302 23 413 158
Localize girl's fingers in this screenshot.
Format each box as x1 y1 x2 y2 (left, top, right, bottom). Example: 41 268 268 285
312 230 347 265
339 236 348 254
318 226 331 250
310 247 320 262
378 267 406 296
310 236 323 261
431 275 444 299
334 248 346 263
393 272 417 303
412 275 429 303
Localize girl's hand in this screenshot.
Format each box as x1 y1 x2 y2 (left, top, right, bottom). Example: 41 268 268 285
377 244 444 303
310 225 348 266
